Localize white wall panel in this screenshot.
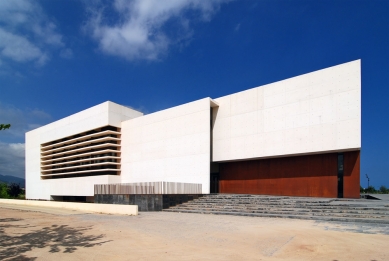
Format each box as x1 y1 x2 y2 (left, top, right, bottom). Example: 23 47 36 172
230 111 258 138
46 175 121 197
121 98 212 194
213 60 361 162
230 89 258 115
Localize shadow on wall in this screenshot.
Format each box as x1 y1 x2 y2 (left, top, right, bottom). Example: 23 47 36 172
0 218 111 260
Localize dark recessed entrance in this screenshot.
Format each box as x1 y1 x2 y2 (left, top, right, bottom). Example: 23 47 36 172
337 153 344 198
210 173 219 193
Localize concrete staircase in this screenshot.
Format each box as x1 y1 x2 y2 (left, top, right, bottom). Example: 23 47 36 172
163 194 389 224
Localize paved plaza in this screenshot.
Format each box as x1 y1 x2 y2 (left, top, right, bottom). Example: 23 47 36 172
0 203 388 261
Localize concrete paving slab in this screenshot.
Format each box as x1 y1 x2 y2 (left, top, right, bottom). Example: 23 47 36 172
0 203 92 215
0 205 388 260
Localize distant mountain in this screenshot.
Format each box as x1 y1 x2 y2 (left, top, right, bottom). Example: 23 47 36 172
0 174 25 188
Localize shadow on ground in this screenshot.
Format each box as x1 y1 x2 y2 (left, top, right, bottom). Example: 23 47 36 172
0 218 111 260
314 220 389 235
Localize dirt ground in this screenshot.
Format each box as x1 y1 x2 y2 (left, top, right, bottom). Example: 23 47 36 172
0 204 388 261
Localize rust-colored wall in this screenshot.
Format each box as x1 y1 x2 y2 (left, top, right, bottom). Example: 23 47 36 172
343 151 360 198
219 152 360 198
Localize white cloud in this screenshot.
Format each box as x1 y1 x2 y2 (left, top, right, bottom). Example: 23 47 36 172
0 103 52 140
0 0 67 66
0 103 52 178
0 29 44 63
85 0 231 61
234 23 241 32
8 143 25 158
0 142 25 179
59 48 74 59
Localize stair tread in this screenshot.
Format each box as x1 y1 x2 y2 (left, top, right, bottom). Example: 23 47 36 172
171 206 389 214
162 209 389 223
181 203 389 211
163 194 389 224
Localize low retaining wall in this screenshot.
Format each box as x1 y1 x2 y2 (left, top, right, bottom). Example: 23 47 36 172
0 199 138 215
95 194 203 211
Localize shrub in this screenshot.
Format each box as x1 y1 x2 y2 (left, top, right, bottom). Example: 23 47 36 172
7 183 22 198
0 182 24 199
0 182 9 198
379 185 388 194
365 185 376 193
16 192 25 199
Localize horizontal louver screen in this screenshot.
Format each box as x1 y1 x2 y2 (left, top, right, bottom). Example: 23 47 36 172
40 126 121 179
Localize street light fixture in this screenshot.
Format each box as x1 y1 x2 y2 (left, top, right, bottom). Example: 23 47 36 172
366 174 370 188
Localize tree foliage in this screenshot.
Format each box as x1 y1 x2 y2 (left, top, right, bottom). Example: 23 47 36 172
0 182 8 198
0 124 11 130
7 183 22 197
365 185 377 193
361 185 389 194
0 182 24 199
380 185 388 194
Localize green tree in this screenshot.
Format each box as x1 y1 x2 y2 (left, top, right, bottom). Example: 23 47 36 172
0 124 11 130
365 185 376 193
360 186 365 193
7 183 22 198
0 182 9 198
379 185 388 194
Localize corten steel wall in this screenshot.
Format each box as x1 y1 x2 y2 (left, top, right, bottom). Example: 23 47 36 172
219 152 360 198
343 151 360 198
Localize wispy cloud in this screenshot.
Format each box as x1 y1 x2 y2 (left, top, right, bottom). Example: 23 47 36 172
0 103 52 178
0 142 25 179
0 28 49 65
0 103 52 142
0 0 67 67
59 48 74 59
234 23 241 32
84 0 231 61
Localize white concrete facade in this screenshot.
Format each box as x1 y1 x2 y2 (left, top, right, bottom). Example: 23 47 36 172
212 60 361 161
26 102 143 200
25 60 361 200
121 98 216 194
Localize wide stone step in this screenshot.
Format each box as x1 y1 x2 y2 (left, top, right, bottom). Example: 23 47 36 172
198 197 331 201
196 198 357 202
172 205 389 215
199 196 333 202
164 194 389 223
196 198 340 202
200 198 304 202
193 200 334 205
162 209 389 224
182 201 389 208
168 206 389 219
180 202 389 211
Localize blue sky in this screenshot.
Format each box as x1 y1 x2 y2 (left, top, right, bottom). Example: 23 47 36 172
0 0 388 188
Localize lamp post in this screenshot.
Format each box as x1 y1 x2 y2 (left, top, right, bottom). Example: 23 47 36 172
366 174 370 188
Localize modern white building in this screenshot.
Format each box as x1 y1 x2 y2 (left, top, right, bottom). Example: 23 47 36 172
26 60 361 202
